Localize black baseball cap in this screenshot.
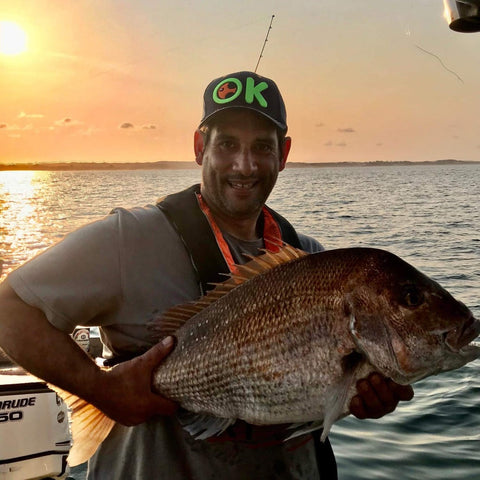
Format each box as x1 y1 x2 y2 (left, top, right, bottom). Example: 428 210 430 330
199 71 287 133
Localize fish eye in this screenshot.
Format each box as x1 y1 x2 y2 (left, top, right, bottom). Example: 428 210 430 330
401 285 424 308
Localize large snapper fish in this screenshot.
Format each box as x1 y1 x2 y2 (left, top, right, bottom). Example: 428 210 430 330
61 246 480 465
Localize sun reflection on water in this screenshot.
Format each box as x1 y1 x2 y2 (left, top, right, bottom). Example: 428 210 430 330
0 171 54 280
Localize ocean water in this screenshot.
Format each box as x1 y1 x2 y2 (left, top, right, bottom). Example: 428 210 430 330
0 164 479 479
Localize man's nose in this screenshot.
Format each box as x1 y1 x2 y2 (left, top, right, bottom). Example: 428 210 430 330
233 147 258 176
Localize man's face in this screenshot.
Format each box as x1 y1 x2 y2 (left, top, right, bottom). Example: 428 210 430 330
196 110 289 225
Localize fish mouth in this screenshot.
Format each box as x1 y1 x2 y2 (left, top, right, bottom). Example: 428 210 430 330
445 315 480 354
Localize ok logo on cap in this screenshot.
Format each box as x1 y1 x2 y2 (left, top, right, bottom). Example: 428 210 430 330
213 77 269 108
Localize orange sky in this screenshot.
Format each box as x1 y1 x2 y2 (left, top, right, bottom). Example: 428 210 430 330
1 0 479 164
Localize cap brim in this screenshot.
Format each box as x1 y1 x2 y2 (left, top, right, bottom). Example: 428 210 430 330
199 105 287 133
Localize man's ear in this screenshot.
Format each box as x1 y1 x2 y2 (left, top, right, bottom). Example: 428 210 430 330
194 130 205 166
279 136 292 172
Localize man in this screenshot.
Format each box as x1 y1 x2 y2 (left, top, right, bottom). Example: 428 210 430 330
0 71 413 479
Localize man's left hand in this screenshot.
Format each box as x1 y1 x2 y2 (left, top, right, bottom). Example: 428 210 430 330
349 372 414 419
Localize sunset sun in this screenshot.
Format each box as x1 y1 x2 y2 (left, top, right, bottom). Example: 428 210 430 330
0 20 28 55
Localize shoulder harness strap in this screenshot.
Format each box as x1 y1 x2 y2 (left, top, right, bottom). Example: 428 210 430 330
157 184 302 294
157 184 229 295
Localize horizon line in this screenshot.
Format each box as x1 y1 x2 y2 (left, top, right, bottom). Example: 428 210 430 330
1 159 479 171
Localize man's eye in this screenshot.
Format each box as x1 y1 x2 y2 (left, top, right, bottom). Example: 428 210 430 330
219 141 236 149
255 143 273 153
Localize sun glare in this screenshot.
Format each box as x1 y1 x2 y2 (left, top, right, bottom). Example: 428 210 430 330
0 20 28 56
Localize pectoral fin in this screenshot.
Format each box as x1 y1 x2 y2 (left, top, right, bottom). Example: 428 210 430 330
321 351 365 440
285 351 365 442
177 409 235 440
284 420 325 441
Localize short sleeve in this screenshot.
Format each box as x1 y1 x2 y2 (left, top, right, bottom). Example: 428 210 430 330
7 212 122 333
297 233 324 254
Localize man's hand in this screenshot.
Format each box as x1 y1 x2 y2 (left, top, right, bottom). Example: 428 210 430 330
0 282 178 427
349 372 414 420
94 336 179 426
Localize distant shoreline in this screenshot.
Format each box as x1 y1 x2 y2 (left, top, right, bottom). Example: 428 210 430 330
0 159 479 171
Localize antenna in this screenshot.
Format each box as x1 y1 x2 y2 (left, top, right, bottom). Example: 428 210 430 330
254 15 275 73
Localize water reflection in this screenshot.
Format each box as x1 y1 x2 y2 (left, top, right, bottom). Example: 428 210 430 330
0 169 203 281
0 171 55 280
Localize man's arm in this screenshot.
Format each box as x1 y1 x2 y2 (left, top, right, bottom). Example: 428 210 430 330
0 281 177 425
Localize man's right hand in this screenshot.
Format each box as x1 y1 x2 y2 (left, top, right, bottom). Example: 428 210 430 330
94 336 179 426
0 281 178 427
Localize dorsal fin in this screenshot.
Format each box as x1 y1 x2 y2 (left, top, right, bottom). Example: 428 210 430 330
148 244 307 339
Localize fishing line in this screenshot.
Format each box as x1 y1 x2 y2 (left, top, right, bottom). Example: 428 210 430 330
414 44 464 83
254 14 275 73
400 2 463 84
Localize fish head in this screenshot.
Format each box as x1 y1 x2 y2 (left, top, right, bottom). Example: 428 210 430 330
345 249 480 384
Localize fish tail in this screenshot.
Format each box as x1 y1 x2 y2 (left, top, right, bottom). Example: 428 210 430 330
49 385 115 466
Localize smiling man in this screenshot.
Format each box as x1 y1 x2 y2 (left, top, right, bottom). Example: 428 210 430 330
0 71 413 479
195 109 289 238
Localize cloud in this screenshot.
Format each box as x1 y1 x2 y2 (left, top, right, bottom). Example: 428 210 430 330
336 141 347 147
53 117 84 127
119 123 158 131
76 126 101 137
3 124 34 132
18 112 44 119
337 127 355 133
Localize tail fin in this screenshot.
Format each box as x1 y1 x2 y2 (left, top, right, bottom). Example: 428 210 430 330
49 386 116 466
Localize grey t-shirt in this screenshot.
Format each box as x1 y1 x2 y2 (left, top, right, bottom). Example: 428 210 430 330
8 205 328 479
8 205 201 358
223 231 324 265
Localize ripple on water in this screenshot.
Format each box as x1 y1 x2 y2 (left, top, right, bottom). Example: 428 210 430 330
1 165 479 479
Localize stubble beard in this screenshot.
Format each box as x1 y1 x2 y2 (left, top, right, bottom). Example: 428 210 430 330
202 171 277 222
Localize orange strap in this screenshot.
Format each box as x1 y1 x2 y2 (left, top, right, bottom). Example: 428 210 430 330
196 193 283 273
262 208 282 253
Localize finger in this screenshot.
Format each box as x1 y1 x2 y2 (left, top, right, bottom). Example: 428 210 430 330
140 336 176 367
146 337 180 414
357 377 384 417
371 374 414 404
349 378 383 419
368 373 397 413
349 395 368 419
387 379 414 402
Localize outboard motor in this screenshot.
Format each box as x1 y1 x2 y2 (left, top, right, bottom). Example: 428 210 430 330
444 0 480 32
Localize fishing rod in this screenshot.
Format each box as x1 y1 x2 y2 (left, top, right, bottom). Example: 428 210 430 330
254 15 275 73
